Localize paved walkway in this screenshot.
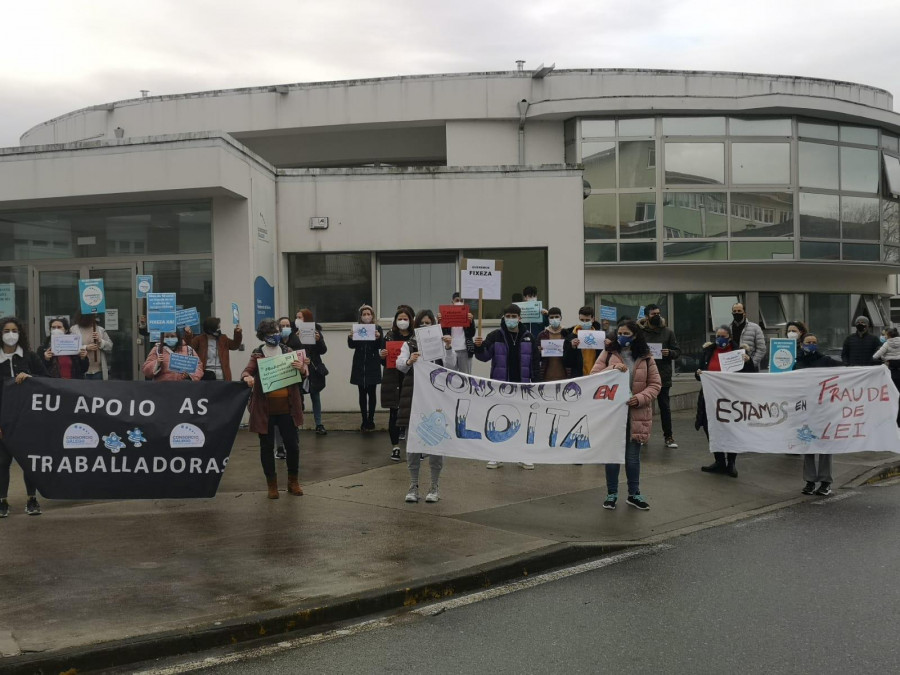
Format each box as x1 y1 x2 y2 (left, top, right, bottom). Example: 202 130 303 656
0 409 896 671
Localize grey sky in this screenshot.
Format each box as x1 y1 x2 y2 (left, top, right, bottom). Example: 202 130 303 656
2 0 899 147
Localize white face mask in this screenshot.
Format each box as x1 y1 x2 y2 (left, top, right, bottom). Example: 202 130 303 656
2 332 19 347
295 318 303 329
396 319 410 330
787 331 799 339
549 318 561 329
361 314 373 324
51 328 65 336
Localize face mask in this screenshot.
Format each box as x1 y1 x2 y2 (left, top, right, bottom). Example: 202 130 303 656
2 332 19 347
295 318 303 329
787 331 799 340
649 315 661 327
617 335 633 348
581 321 593 330
802 344 818 354
164 337 178 348
716 337 730 349
732 313 745 323
549 318 561 329
361 315 373 324
453 301 464 306
281 327 292 339
880 335 887 343
420 322 432 328
51 328 65 336
856 324 866 333
264 334 280 346
396 319 410 330
504 318 518 330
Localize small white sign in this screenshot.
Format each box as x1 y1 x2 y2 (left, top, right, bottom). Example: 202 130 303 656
577 330 606 350
718 349 747 373
105 308 119 331
352 323 377 341
298 324 317 345
415 324 446 363
648 342 663 360
541 339 565 358
51 333 82 356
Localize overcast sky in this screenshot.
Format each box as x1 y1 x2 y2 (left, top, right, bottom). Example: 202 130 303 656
2 0 900 147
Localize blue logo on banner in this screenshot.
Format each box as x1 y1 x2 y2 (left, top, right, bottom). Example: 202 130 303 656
254 276 275 326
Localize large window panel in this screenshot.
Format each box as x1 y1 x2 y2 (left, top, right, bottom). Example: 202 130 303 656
599 294 668 324
582 120 615 137
665 143 725 185
619 193 657 239
729 118 791 136
842 243 880 261
462 248 548 318
379 252 456 318
585 243 616 263
144 260 213 328
731 143 790 184
582 141 616 189
618 118 654 136
583 194 617 239
840 126 878 146
662 117 726 136
799 142 839 189
883 200 900 246
0 267 28 319
840 146 879 193
673 293 707 373
287 252 372 323
798 121 838 141
808 293 849 353
619 242 657 261
731 241 794 260
882 134 900 153
882 154 900 196
800 241 840 260
662 192 727 238
799 193 840 238
841 196 880 240
663 241 726 261
710 295 740 330
730 193 793 237
618 141 656 188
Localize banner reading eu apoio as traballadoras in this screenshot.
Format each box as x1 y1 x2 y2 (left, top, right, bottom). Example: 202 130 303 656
702 366 900 455
0 379 250 499
407 361 629 464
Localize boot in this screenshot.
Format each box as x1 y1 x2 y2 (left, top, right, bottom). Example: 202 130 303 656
266 477 279 499
287 474 304 496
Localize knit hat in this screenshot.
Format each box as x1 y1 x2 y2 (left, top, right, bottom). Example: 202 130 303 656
854 315 870 326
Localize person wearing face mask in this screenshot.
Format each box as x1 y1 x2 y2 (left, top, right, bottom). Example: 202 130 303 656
296 308 328 436
537 307 570 381
520 285 550 341
638 304 681 449
40 317 89 379
348 304 384 432
185 316 243 382
841 316 880 367
695 325 757 478
269 317 305 459
142 330 204 381
0 317 49 518
72 311 114 380
474 305 541 470
437 293 475 374
381 307 415 462
785 320 807 347
568 306 603 377
241 318 310 499
591 320 661 511
729 303 766 369
794 333 841 370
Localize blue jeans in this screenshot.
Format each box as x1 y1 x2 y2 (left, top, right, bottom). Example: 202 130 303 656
309 390 323 427
605 437 642 496
84 372 103 380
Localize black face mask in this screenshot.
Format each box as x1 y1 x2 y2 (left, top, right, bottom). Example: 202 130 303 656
732 313 745 323
649 315 662 327
856 324 867 333
207 326 221 337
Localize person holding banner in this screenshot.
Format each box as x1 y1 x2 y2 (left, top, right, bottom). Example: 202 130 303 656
591 320 661 511
794 333 841 370
348 304 384 432
695 325 756 477
72 312 113 380
184 317 243 382
537 307 570 381
0 316 48 517
381 307 415 462
40 317 89 379
142 331 204 381
242 318 310 499
296 308 328 436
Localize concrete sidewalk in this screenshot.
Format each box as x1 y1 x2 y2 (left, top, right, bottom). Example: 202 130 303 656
0 409 896 673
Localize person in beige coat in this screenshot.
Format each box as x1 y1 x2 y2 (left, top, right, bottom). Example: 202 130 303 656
591 319 661 511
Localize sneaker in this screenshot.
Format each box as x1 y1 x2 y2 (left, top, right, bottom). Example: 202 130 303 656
315 425 327 435
665 437 678 449
390 447 402 462
25 497 41 516
425 486 440 503
399 429 407 441
518 462 535 470
815 482 832 496
602 493 618 510
0 501 8 518
626 494 650 511
405 484 419 503
801 481 816 495
275 446 286 460
486 461 502 469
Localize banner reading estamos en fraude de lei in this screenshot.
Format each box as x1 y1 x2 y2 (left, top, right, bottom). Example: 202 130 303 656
0 378 250 499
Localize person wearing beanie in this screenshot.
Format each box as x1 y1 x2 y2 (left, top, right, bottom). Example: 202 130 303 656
841 316 880 367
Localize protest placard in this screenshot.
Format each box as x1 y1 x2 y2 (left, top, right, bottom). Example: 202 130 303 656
352 323 377 341
258 351 303 393
439 304 470 328
0 283 14 316
648 343 663 360
541 339 565 358
168 353 200 374
386 341 404 369
577 330 606 350
415 325 445 362
718 349 747 373
136 275 153 299
78 279 106 315
231 303 240 325
148 293 177 332
517 300 543 323
460 259 502 301
105 308 119 331
51 333 82 356
600 306 617 321
176 307 201 329
769 338 797 374
298 324 317 345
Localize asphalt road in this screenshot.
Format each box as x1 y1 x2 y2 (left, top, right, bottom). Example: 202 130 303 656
143 480 900 675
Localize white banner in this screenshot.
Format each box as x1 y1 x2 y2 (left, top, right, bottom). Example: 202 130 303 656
407 360 629 464
702 367 900 454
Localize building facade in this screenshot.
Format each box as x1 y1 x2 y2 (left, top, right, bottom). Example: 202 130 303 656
2 69 899 408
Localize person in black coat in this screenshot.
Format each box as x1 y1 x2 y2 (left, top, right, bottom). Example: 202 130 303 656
0 316 49 518
39 316 89 379
347 304 384 431
794 334 841 370
841 315 880 366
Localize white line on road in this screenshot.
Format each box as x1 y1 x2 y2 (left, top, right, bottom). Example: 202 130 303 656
812 491 860 505
871 477 900 487
733 512 784 528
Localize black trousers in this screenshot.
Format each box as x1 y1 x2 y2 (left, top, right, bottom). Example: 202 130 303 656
388 408 401 445
702 428 736 466
358 384 377 424
0 439 36 499
658 386 672 438
258 414 299 479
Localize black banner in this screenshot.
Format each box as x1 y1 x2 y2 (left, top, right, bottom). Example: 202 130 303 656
0 379 250 499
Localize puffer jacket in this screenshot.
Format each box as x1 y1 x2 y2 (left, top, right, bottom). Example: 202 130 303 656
347 308 384 387
474 322 540 382
873 336 900 363
730 319 766 368
591 348 661 443
380 329 412 409
637 316 681 387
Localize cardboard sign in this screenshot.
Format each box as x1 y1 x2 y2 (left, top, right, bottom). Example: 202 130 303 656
648 342 663 360
415 324 446 362
517 300 543 323
352 323 377 341
168 353 200 375
298 324 317 345
577 330 606 350
600 305 617 321
136 275 153 299
460 259 502 300
386 341 404 369
258 351 302 393
637 306 646 320
718 349 747 373
231 303 240 325
79 278 106 315
148 293 177 333
769 338 797 374
541 339 565 358
0 283 14 316
105 308 119 331
51 333 82 356
149 330 161 343
176 307 201 329
439 304 470 328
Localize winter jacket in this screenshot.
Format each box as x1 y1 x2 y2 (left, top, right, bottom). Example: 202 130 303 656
694 341 758 432
348 322 384 387
142 344 204 382
537 327 571 381
241 345 305 434
523 313 550 341
591 348 661 443
300 323 328 393
38 343 89 379
475 322 540 382
566 321 604 376
188 329 243 381
730 319 766 368
873 336 900 363
396 337 457 428
637 317 681 387
380 329 413 409
841 332 880 366
794 349 842 370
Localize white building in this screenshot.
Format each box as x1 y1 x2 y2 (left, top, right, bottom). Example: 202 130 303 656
2 67 899 408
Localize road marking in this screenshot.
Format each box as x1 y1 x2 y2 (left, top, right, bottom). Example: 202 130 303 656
134 545 672 675
733 512 784 528
812 491 859 505
871 477 900 487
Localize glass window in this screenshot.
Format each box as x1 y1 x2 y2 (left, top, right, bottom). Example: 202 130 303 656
582 141 616 189
378 252 456 319
730 193 793 237
664 143 725 185
843 243 880 261
800 241 840 260
599 294 667 323
729 118 792 136
618 118 654 136
731 143 790 184
798 121 838 141
799 142 839 189
883 200 899 246
731 241 794 260
840 146 878 193
759 293 787 329
841 196 880 240
808 293 849 353
583 194 617 239
581 120 615 137
462 248 548 319
882 154 900 196
799 193 840 238
710 295 740 330
619 193 657 239
287 252 372 323
884 246 900 263
662 117 726 135
673 293 707 373
662 192 727 238
144 259 213 330
840 126 878 146
619 242 656 261
618 141 656 188
663 241 727 261
584 243 616 263
882 134 900 153
0 267 28 319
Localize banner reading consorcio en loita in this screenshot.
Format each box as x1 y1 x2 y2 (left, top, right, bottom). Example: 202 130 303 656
0 379 250 499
